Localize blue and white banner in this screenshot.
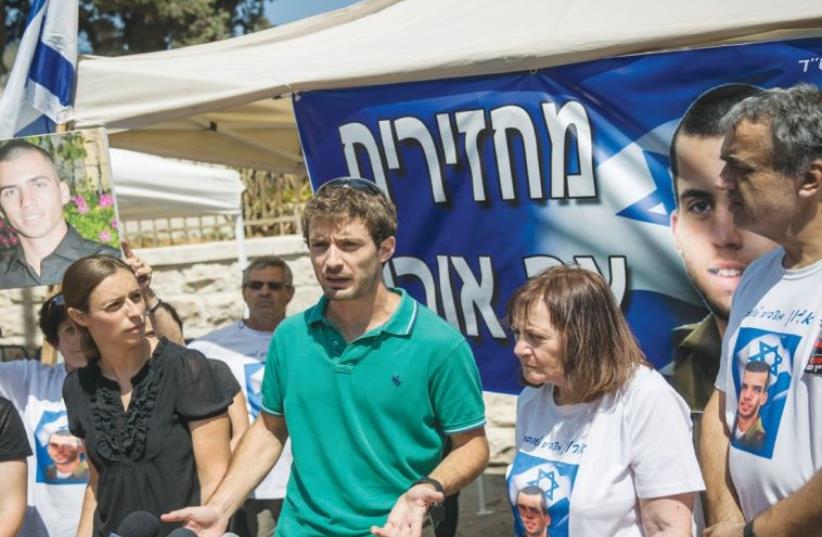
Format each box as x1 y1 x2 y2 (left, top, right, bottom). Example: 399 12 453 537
294 38 822 394
0 0 78 138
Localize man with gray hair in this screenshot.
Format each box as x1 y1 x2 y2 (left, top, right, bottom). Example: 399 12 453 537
189 256 295 537
701 83 822 537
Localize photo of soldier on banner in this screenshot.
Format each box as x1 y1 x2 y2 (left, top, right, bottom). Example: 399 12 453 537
0 128 121 290
294 37 822 395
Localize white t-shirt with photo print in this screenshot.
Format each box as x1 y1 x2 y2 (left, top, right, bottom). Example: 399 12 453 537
509 366 704 537
0 360 86 537
716 247 822 520
189 321 292 499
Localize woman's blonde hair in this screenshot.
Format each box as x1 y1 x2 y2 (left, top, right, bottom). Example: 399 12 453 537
507 265 648 404
62 255 134 362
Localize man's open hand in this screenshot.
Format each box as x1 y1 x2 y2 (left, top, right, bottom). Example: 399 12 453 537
160 505 228 537
370 484 444 537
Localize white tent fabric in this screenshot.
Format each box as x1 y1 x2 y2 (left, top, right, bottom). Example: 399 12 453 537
110 148 248 266
73 0 822 172
110 148 244 220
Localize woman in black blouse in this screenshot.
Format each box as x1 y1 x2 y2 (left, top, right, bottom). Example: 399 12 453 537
61 255 231 537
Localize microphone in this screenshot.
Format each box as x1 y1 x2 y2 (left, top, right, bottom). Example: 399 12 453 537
167 529 197 537
109 511 161 537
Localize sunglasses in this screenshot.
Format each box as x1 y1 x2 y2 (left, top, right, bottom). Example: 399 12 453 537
45 293 65 310
245 281 289 291
316 177 384 196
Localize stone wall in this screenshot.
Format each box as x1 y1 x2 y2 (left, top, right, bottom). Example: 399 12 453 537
0 235 516 466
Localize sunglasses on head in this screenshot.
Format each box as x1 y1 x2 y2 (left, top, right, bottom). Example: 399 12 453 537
316 177 384 196
46 293 65 309
245 281 288 291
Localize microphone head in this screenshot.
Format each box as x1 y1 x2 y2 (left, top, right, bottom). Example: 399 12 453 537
116 511 162 537
166 529 197 537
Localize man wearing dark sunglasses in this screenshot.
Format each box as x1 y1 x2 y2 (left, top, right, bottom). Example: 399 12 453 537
189 256 295 537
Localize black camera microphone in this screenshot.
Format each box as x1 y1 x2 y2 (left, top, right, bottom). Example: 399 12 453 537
108 511 162 537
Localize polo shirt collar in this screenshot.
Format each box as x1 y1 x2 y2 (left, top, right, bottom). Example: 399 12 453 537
51 224 88 261
307 287 419 337
5 223 78 271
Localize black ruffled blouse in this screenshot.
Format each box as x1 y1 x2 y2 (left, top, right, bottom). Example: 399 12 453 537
63 338 232 537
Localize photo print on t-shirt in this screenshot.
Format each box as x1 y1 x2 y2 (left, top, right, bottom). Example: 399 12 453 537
244 362 265 418
731 327 799 459
508 452 579 537
34 410 89 485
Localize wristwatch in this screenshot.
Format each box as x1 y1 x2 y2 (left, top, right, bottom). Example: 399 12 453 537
413 476 445 495
412 477 445 528
743 520 757 537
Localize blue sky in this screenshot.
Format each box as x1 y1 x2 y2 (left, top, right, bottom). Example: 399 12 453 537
265 0 363 25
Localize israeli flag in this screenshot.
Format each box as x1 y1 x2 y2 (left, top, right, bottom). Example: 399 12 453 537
0 0 78 138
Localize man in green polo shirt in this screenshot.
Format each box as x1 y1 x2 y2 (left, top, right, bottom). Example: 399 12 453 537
165 177 489 537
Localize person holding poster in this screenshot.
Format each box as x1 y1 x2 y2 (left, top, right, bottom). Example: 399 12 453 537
61 255 231 537
0 252 182 537
701 84 822 537
0 139 118 289
668 84 776 413
507 266 703 537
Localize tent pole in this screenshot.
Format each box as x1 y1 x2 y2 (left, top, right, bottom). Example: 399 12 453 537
235 213 249 274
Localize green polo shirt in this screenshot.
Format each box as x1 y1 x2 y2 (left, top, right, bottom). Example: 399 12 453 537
261 288 485 536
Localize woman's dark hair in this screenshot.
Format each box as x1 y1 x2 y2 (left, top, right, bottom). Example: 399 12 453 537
506 265 648 404
38 293 67 347
62 255 135 362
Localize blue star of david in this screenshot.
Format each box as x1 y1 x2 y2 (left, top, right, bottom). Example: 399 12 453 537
528 469 560 501
748 340 783 375
615 149 675 227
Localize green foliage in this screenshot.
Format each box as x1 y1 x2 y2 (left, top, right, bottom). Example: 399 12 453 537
0 0 270 72
63 190 120 248
20 132 88 185
0 218 20 258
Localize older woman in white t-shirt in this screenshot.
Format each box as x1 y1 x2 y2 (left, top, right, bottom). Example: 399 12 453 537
506 266 704 537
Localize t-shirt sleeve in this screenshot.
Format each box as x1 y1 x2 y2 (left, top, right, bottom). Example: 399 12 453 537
626 372 705 499
62 371 86 439
174 347 233 420
260 336 285 416
430 339 486 435
0 397 32 461
208 359 241 399
0 361 33 409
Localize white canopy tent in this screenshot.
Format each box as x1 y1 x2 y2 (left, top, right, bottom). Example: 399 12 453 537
109 148 248 267
72 0 822 172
